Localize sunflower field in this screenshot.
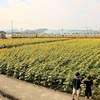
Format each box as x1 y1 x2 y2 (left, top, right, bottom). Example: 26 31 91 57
0 38 100 99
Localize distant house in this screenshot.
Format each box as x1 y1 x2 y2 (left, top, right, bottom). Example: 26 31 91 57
0 31 6 38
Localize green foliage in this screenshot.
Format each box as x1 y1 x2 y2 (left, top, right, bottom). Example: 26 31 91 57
0 38 100 99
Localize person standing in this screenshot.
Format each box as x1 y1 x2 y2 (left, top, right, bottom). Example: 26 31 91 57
72 72 81 100
84 76 93 100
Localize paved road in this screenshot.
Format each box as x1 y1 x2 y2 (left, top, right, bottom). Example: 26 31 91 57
0 74 84 100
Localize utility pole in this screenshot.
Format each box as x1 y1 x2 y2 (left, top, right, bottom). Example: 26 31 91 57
21 28 23 33
98 29 100 35
62 28 63 34
86 26 88 34
11 21 13 34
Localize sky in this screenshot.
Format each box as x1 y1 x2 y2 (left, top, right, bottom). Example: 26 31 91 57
0 0 100 30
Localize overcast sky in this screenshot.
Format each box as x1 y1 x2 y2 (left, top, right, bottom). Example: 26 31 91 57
0 0 100 30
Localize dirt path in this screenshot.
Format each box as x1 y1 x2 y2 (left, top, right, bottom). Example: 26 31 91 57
0 74 84 100
0 93 10 100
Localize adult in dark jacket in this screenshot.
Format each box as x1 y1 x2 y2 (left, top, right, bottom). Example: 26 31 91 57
72 72 81 100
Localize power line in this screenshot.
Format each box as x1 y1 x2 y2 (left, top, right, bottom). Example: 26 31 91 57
0 21 99 30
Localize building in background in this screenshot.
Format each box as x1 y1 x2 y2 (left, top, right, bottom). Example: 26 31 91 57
0 31 6 38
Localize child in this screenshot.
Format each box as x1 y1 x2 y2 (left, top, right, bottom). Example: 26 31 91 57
72 72 81 100
84 76 93 100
